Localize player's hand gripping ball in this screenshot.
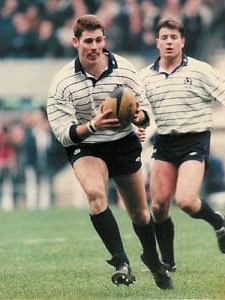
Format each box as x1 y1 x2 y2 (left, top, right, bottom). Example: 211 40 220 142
102 85 137 129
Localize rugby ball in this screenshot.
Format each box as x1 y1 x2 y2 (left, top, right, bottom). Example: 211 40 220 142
102 86 137 129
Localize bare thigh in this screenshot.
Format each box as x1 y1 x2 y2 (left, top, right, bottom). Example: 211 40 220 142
73 156 109 214
150 159 178 220
175 160 205 213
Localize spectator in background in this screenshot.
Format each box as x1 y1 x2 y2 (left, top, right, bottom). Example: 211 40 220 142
61 0 88 20
42 0 67 28
10 12 36 57
0 121 25 209
0 0 18 19
0 0 19 57
83 0 101 13
96 0 121 52
182 0 204 58
55 0 89 57
210 0 225 49
24 3 42 33
24 108 68 208
0 125 15 208
153 0 182 31
21 110 40 209
116 0 143 53
8 121 25 207
56 18 76 57
22 108 63 208
124 0 143 53
139 0 159 59
35 19 62 57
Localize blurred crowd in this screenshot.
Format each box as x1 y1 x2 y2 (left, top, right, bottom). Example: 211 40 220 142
1 0 225 60
0 107 68 209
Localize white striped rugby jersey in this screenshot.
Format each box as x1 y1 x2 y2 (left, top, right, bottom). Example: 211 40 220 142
138 55 225 135
47 49 150 147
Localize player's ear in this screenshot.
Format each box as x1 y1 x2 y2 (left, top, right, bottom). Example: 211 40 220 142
156 38 159 49
101 35 106 47
72 37 79 48
181 37 185 49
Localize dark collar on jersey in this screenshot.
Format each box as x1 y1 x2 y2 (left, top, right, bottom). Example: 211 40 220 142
151 54 188 72
74 48 118 76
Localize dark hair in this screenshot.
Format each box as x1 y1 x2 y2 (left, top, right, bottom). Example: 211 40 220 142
156 17 184 38
73 14 105 38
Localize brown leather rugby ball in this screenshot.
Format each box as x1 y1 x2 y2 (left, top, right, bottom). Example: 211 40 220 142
102 85 137 129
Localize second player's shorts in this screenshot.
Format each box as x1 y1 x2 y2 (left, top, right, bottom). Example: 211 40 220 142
152 130 210 167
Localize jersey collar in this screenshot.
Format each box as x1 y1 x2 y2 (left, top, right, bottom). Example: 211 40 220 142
151 54 188 72
74 48 118 76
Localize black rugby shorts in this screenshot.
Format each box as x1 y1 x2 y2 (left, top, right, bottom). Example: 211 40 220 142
66 132 142 177
152 131 211 167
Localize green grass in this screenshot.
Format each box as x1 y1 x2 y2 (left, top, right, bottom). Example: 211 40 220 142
1 206 225 300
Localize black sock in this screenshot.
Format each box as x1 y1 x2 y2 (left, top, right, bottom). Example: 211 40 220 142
191 201 224 230
132 218 161 270
90 207 129 264
155 217 175 266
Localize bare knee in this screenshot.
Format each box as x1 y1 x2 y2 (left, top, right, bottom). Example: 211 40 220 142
86 187 107 215
151 201 170 222
175 193 197 214
131 209 150 225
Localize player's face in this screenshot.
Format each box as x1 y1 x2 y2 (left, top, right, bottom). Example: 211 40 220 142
156 27 185 59
72 29 106 66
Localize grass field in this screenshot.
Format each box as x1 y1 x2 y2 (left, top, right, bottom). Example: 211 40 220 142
1 205 225 300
